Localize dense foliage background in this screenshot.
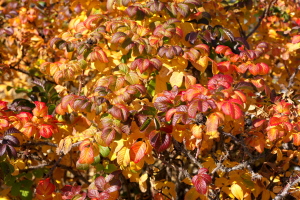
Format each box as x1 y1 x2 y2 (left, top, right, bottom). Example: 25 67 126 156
1 0 300 199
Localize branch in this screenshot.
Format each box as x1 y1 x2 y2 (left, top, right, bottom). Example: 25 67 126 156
45 154 64 178
273 175 300 200
219 130 253 159
287 65 300 89
58 164 90 185
173 138 203 168
20 141 58 148
9 65 56 85
20 141 82 149
19 163 54 173
245 0 277 39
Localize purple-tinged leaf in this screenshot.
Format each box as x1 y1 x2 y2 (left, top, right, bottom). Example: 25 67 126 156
0 144 7 156
3 135 20 146
177 3 190 17
95 176 106 191
111 32 127 44
7 145 17 158
126 6 138 17
101 127 116 146
105 185 120 193
5 127 21 135
188 101 198 118
87 189 100 198
98 191 110 199
149 131 171 152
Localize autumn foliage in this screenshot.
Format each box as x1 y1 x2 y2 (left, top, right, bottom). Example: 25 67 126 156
1 0 300 199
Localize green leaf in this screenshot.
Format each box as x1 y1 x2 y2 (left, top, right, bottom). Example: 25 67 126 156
11 181 21 196
93 155 101 164
140 106 157 116
6 86 13 91
104 164 117 173
4 174 15 186
154 117 161 130
32 169 45 178
76 161 89 170
147 79 156 97
95 164 104 172
19 180 33 200
15 88 32 94
140 118 151 131
48 104 56 114
99 145 110 157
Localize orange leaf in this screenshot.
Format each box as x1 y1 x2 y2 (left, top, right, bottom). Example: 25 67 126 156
130 141 147 163
206 112 224 139
78 140 94 164
293 133 300 146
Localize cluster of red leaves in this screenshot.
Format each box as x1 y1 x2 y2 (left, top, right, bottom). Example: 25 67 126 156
9 102 59 139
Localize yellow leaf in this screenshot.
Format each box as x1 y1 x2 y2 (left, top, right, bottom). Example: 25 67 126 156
206 112 224 139
184 188 201 200
211 59 219 75
185 74 196 89
261 190 270 200
170 71 184 87
231 183 244 200
192 56 208 73
182 177 192 185
139 173 148 193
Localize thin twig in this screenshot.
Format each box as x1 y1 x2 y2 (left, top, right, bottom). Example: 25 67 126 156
273 175 300 200
20 141 58 148
287 65 300 89
173 138 203 168
9 65 56 85
246 0 277 39
219 130 253 159
58 164 90 185
45 154 64 178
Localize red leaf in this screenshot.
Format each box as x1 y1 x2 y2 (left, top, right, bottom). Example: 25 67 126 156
217 61 233 73
253 119 266 128
182 84 208 102
22 122 38 138
256 63 270 75
208 74 233 90
273 100 292 115
130 141 147 163
269 117 282 126
192 168 212 194
39 124 56 138
292 35 300 44
149 131 172 152
36 178 55 195
221 101 243 119
236 63 249 73
16 112 33 124
165 108 177 122
32 101 48 117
